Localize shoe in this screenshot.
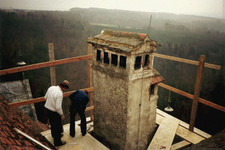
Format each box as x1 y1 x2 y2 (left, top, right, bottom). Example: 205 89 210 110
55 141 66 146
70 133 75 137
82 132 86 136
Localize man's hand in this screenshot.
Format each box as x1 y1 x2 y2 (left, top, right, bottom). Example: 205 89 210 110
61 115 65 120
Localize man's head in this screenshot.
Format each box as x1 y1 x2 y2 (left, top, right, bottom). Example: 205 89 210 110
59 80 70 91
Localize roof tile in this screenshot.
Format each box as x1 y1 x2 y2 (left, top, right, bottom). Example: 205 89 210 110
151 75 165 85
88 29 158 54
15 139 22 146
0 95 56 150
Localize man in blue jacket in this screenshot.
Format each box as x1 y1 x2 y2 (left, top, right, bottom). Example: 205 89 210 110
69 90 89 137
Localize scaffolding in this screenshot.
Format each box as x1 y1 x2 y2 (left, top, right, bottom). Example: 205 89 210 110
0 43 224 150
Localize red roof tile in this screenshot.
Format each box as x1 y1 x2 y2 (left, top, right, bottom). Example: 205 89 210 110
0 95 55 150
151 75 164 85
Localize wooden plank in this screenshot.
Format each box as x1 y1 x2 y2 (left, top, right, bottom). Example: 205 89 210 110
15 128 51 150
48 43 56 86
8 87 94 107
189 55 205 131
0 54 93 76
157 109 210 144
154 53 221 70
85 106 94 112
176 125 205 144
158 83 225 112
42 118 109 150
171 140 191 150
88 43 94 121
157 109 211 139
148 117 179 150
156 113 205 144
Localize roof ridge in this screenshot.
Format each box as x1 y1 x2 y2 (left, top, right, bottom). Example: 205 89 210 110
101 29 147 40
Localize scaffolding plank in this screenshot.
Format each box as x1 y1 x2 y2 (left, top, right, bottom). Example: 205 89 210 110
157 109 211 138
156 114 205 144
158 83 225 113
41 118 109 150
9 87 94 107
148 117 179 150
171 140 191 150
0 55 93 76
154 53 221 70
176 125 205 144
157 113 206 144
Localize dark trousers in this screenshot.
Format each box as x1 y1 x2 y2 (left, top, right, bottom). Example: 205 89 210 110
70 108 86 136
46 109 63 144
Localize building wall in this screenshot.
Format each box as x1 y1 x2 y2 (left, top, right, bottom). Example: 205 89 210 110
125 77 157 150
93 69 128 150
91 40 158 150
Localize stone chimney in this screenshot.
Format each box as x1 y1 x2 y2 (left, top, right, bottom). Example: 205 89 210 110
88 30 163 150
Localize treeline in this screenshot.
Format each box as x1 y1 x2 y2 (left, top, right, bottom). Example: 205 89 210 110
0 10 91 123
0 8 224 134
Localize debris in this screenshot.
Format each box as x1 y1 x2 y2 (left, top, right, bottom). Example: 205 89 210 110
160 145 166 150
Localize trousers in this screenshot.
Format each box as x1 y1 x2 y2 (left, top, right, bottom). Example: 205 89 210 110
70 107 86 136
46 109 63 144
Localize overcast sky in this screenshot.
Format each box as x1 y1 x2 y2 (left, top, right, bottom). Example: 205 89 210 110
0 0 224 18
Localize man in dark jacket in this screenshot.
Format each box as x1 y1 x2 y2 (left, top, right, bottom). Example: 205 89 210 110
69 90 89 137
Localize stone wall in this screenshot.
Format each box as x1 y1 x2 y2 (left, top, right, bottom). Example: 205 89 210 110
93 69 128 150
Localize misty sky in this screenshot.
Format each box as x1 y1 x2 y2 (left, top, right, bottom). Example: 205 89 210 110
0 0 224 18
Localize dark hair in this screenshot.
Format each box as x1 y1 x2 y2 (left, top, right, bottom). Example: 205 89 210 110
84 90 88 95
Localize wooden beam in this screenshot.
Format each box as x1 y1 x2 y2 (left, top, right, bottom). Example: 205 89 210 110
171 140 191 150
189 55 205 131
154 53 221 70
158 83 225 112
85 105 94 112
48 43 56 86
8 87 94 108
0 54 93 76
14 128 51 150
176 125 205 144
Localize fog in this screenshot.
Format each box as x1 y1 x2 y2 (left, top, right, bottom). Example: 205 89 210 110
0 0 224 18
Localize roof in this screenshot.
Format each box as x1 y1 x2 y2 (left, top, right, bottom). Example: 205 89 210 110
88 29 158 54
0 95 55 150
151 75 165 85
151 68 164 85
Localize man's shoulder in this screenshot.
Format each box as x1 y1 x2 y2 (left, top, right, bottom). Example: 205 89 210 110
49 86 62 94
48 85 57 90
